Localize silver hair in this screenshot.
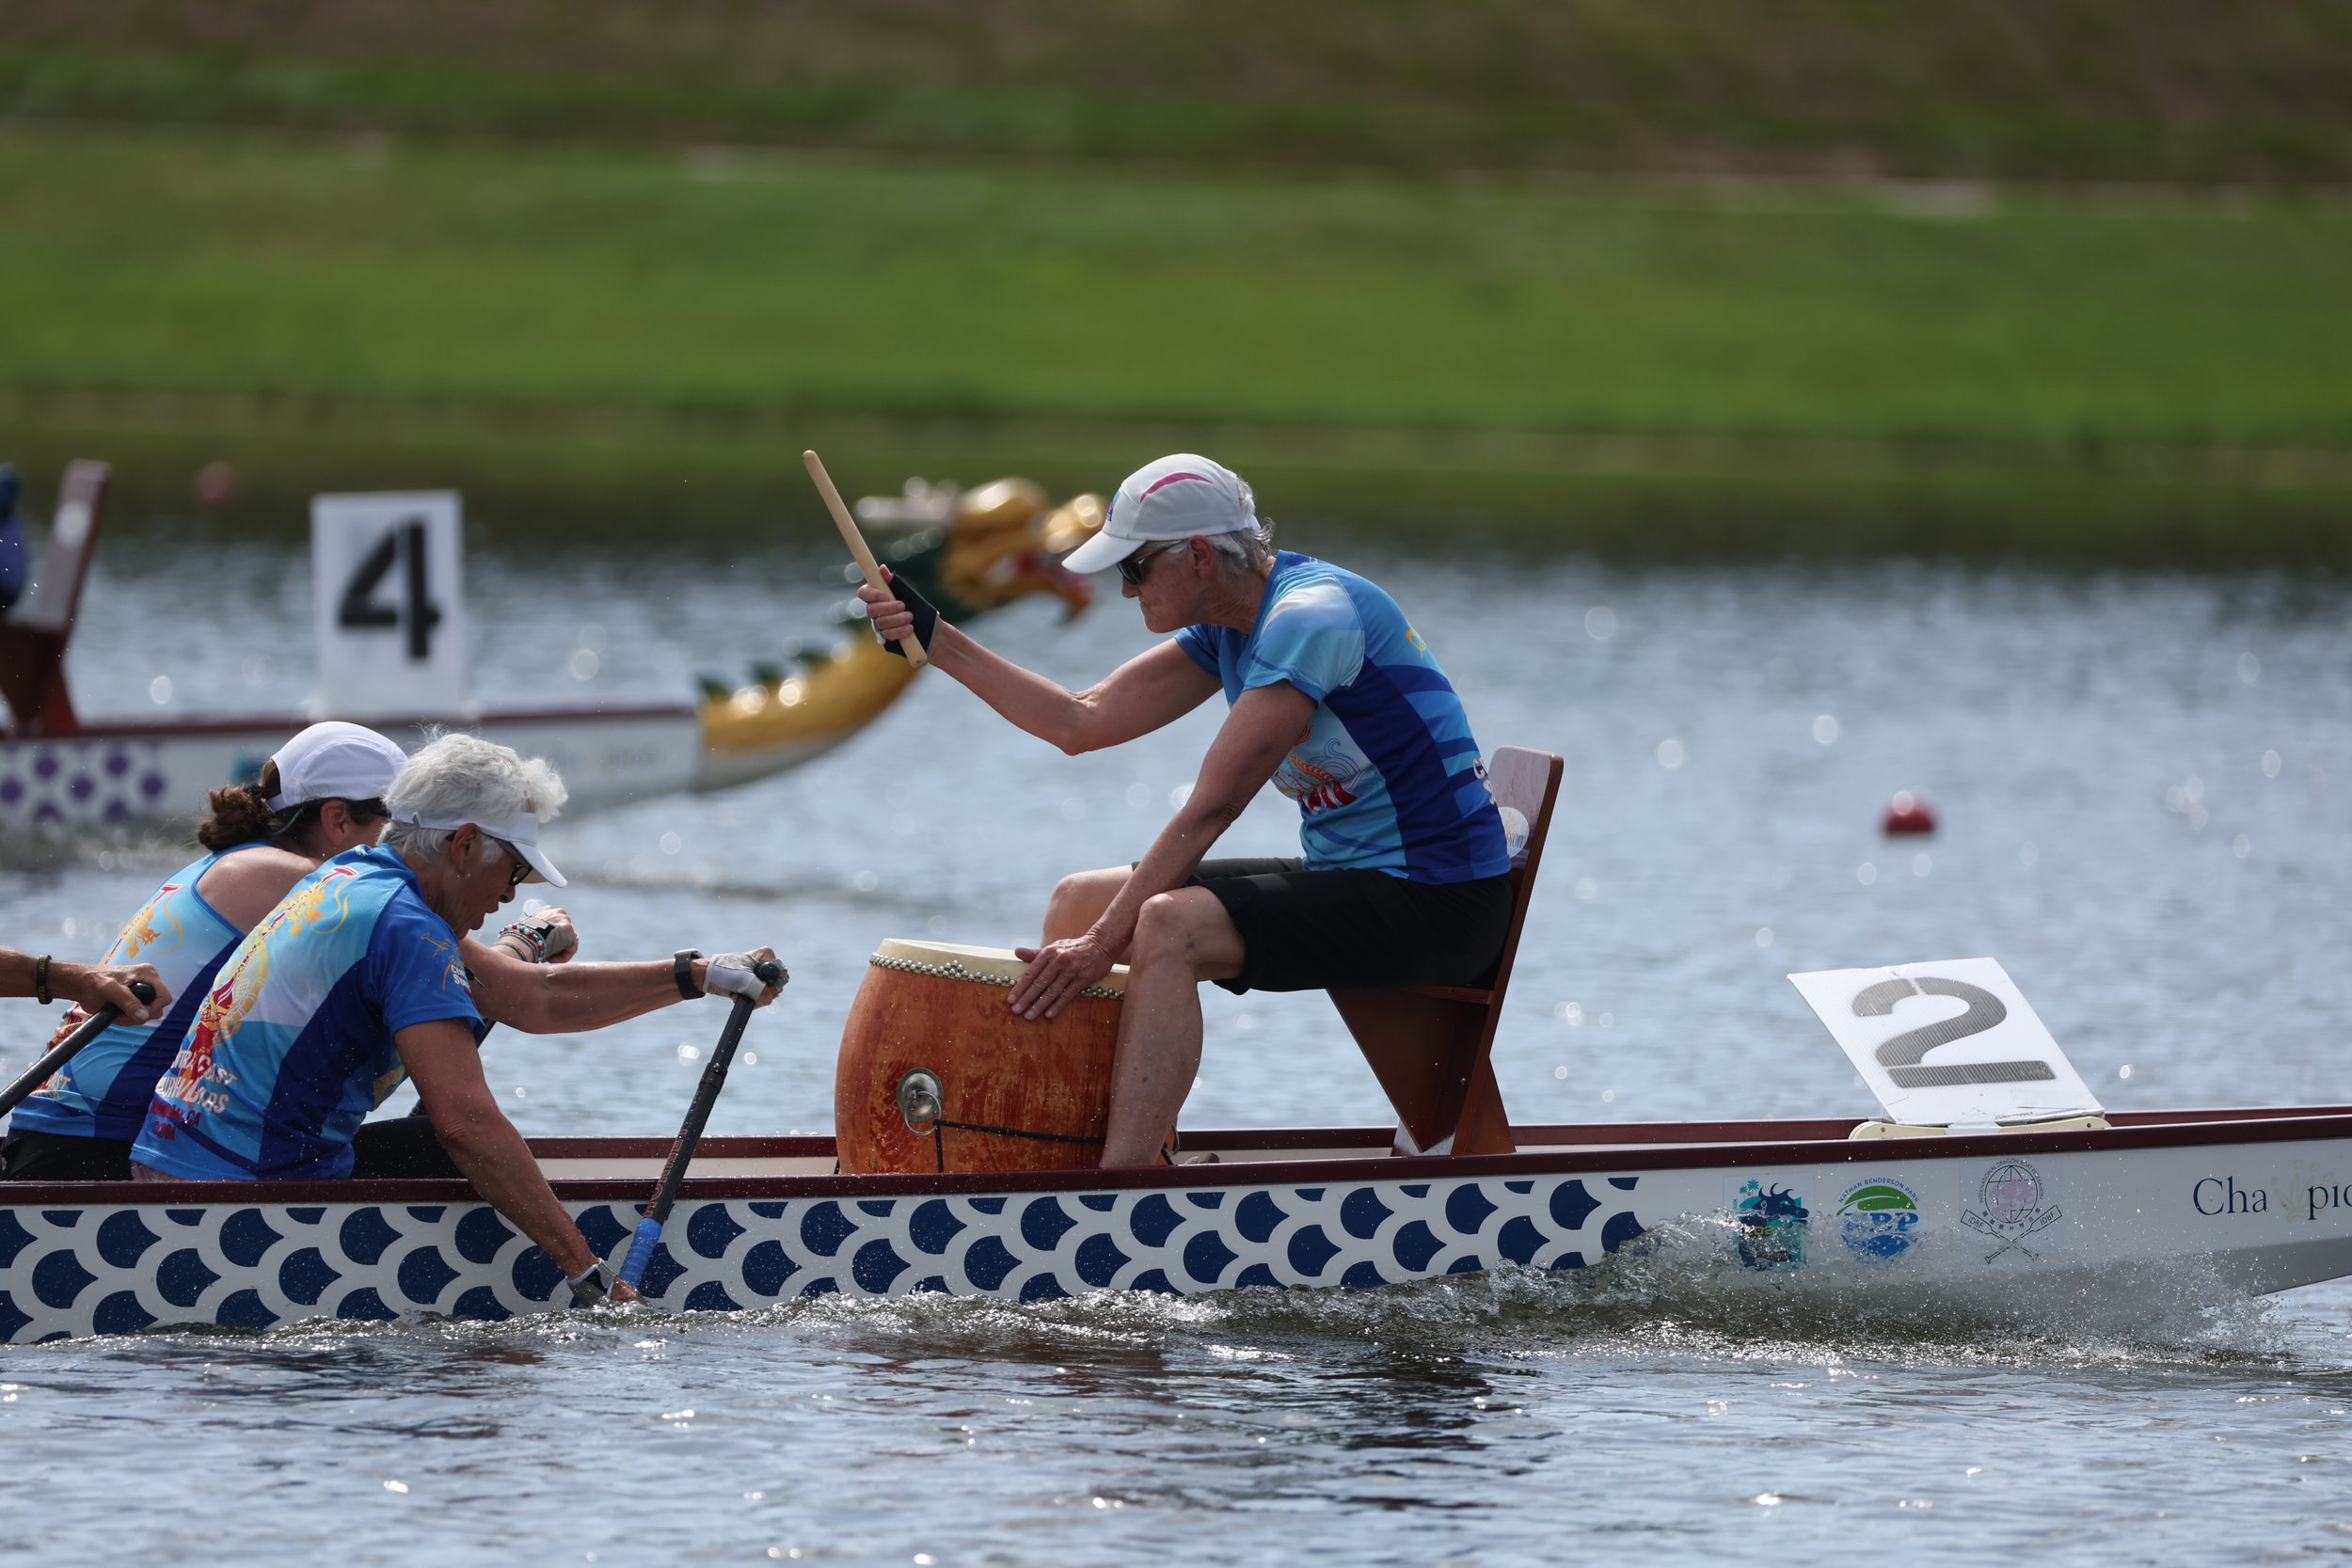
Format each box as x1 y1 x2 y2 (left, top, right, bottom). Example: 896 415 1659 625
1207 517 1276 574
380 732 566 857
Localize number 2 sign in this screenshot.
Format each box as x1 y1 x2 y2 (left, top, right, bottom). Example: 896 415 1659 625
310 492 469 719
1787 958 2103 1129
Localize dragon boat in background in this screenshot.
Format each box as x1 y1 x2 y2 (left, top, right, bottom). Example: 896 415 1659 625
0 463 1103 840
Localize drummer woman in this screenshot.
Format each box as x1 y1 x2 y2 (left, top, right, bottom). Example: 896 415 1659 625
859 453 1513 1167
2 722 403 1181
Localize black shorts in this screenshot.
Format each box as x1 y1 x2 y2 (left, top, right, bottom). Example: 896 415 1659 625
1184 858 1515 996
1 1128 133 1182
350 1115 465 1180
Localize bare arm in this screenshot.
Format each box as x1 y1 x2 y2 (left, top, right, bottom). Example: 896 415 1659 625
1 946 170 1022
462 942 784 1033
860 579 1219 753
1008 682 1314 1016
397 1018 615 1285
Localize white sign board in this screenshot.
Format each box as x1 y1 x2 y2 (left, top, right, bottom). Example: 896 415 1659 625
311 492 469 719
1788 958 2103 1129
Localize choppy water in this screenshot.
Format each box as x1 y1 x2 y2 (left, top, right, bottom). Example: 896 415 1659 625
6 524 2352 1563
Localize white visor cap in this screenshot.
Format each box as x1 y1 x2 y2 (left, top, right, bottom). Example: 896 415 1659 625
394 804 567 888
1059 453 1258 576
267 721 409 812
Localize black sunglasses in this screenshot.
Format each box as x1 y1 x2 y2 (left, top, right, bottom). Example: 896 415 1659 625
1118 542 1181 589
485 834 532 888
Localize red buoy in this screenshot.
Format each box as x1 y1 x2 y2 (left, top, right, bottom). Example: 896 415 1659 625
194 460 238 509
1883 790 1937 835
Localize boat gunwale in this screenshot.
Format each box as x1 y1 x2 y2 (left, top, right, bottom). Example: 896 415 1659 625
1 702 698 743
6 1104 2347 1209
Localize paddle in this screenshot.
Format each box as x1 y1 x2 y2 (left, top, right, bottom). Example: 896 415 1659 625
612 958 785 1291
0 980 157 1119
803 449 928 667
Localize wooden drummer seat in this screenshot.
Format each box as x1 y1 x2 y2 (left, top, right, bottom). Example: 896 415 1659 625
1327 746 1564 1158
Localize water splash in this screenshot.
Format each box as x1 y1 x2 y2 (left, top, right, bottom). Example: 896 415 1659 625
521 1226 2303 1377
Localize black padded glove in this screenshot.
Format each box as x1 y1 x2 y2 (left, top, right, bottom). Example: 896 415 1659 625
873 569 940 657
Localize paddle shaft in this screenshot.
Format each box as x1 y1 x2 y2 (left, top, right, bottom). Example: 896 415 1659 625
803 450 928 667
0 980 155 1118
615 960 782 1290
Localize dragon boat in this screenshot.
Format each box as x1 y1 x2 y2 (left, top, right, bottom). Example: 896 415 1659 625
4 746 2349 1344
1 1110 2348 1344
0 463 1100 838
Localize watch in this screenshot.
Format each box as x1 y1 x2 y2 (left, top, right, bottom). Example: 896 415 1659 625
674 948 705 1001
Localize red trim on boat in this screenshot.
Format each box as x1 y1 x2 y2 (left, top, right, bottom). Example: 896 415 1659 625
5 1108 2348 1209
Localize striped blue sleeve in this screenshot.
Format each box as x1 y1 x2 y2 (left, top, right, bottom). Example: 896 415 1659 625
1174 624 1221 676
1243 580 1365 703
368 902 485 1039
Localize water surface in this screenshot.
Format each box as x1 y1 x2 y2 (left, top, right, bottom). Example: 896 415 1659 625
5 529 2350 1563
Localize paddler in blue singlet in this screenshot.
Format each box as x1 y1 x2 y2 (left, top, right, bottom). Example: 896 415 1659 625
131 732 786 1307
3 722 408 1181
858 453 1515 1167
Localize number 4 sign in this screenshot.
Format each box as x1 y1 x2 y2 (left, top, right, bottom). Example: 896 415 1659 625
311 492 470 719
1788 958 2104 1129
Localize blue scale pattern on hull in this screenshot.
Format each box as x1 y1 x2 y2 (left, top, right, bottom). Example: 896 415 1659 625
0 1172 1649 1341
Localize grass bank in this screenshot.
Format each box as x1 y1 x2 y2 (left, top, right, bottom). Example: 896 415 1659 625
3 125 2348 559
10 390 2350 567
5 126 2347 446
4 1 2350 184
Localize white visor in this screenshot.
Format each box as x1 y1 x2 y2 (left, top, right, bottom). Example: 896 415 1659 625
396 807 566 888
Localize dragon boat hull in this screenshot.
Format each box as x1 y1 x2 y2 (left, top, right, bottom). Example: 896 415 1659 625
0 707 707 834
4 1108 2349 1344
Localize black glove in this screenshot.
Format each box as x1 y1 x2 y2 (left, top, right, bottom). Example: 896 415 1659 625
873 569 940 658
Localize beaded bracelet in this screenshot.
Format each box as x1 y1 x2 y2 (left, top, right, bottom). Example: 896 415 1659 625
498 921 552 964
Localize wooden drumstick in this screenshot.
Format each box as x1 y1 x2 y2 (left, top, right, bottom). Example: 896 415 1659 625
803 449 928 668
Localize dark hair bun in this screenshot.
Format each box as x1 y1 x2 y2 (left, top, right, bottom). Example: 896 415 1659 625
197 782 277 850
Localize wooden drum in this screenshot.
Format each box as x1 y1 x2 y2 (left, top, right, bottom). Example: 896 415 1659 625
834 939 1146 1175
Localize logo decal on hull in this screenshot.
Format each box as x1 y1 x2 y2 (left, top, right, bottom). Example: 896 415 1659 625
1734 1180 1810 1271
1836 1178 1922 1262
1961 1158 2061 1263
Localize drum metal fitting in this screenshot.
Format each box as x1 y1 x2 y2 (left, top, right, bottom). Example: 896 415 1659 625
897 1069 944 1132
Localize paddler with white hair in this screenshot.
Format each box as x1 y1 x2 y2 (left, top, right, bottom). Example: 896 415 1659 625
1 722 712 1182
130 732 785 1308
3 721 400 1181
858 453 1515 1167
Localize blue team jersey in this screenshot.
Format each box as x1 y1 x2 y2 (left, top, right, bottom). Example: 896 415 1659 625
1176 551 1509 882
11 846 260 1142
133 846 485 1181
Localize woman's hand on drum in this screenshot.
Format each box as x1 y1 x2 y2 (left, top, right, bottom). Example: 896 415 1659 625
1010 934 1116 1021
